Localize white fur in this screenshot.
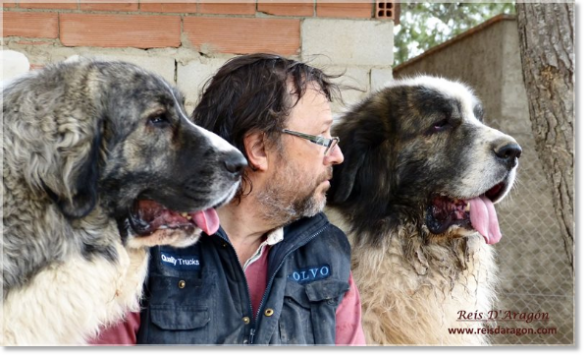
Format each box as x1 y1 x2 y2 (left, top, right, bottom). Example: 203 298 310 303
327 207 497 346
2 237 149 345
160 79 236 154
387 75 480 117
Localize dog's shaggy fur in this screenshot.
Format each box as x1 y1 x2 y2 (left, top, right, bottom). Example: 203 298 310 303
327 76 521 345
1 60 245 345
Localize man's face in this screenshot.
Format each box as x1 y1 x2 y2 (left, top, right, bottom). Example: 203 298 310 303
257 83 344 224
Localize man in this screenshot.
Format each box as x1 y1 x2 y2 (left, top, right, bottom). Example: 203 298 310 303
93 53 364 345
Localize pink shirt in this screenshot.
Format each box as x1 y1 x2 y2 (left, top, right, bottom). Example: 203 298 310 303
92 237 365 345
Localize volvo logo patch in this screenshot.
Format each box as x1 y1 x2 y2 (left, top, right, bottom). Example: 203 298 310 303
288 265 331 283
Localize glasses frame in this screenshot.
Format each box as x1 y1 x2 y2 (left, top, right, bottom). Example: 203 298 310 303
281 129 340 156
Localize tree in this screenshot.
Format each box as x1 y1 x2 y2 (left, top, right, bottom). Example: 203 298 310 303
515 2 574 269
394 2 516 66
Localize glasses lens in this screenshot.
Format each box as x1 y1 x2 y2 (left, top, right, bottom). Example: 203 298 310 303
324 138 339 156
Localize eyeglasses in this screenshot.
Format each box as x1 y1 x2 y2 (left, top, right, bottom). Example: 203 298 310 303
281 129 340 156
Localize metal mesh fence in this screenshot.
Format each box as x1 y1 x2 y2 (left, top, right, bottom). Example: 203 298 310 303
490 132 574 345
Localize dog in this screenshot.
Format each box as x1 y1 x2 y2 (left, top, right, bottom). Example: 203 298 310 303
1 59 246 345
326 76 521 345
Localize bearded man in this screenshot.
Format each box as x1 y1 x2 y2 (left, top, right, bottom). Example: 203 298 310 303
93 53 365 345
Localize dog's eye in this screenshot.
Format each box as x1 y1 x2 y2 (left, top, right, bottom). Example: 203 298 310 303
432 119 450 132
148 114 170 127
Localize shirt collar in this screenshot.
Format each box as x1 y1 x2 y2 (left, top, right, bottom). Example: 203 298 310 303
265 227 284 246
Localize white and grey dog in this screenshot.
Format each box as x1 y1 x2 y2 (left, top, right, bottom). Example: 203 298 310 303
1 60 246 345
327 76 521 345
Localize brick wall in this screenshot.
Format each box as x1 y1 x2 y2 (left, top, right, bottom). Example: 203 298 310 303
2 0 398 113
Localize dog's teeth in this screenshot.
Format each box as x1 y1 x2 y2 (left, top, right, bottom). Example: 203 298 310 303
465 202 471 212
180 212 192 220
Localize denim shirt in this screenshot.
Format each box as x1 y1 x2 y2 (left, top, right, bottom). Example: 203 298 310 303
136 212 351 345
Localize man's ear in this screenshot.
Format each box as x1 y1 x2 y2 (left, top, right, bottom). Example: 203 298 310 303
243 132 268 172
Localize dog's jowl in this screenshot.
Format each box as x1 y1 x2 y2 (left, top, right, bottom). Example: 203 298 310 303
327 76 521 346
1 60 246 345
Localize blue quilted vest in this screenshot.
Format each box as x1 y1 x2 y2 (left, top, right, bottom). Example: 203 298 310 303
136 213 351 345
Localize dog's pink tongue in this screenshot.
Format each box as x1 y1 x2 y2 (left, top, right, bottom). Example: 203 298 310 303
469 196 502 244
192 208 220 235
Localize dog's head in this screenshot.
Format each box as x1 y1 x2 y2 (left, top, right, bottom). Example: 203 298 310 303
329 76 521 246
4 60 246 247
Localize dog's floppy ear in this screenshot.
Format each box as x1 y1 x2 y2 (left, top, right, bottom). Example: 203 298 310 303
329 106 387 204
43 127 102 219
329 130 366 204
329 94 393 205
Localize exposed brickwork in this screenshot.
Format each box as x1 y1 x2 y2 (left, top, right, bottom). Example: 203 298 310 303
183 17 300 55
140 2 198 13
2 1 17 8
375 1 400 24
19 1 78 10
60 13 181 48
3 11 59 39
79 0 139 12
316 1 373 19
257 2 314 17
199 1 256 15
2 0 388 78
30 63 46 71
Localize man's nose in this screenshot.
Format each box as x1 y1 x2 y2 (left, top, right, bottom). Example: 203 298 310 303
325 144 344 165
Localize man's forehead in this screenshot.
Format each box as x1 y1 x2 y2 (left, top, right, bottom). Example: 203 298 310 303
286 77 327 100
289 98 332 128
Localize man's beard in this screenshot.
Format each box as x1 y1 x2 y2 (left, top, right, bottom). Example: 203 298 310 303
256 165 333 226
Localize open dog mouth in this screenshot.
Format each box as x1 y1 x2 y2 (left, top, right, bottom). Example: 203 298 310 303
128 199 220 237
425 182 506 244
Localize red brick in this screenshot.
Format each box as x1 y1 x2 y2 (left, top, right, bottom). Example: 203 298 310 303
375 1 399 23
199 0 256 15
140 2 198 13
19 1 78 10
258 1 314 17
2 1 17 8
80 0 139 12
60 13 181 48
3 11 59 38
316 1 373 19
183 17 300 55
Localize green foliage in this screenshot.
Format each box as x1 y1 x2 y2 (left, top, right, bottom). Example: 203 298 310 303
394 2 516 66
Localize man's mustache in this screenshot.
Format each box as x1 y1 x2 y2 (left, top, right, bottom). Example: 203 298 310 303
318 166 334 183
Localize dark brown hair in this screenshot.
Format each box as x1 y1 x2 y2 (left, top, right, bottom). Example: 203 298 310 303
191 53 341 198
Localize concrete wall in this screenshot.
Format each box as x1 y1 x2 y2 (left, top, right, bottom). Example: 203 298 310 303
393 15 573 345
394 16 529 134
2 1 396 115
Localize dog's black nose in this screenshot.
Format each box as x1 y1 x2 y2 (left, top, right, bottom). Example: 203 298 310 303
223 151 247 175
494 142 522 168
